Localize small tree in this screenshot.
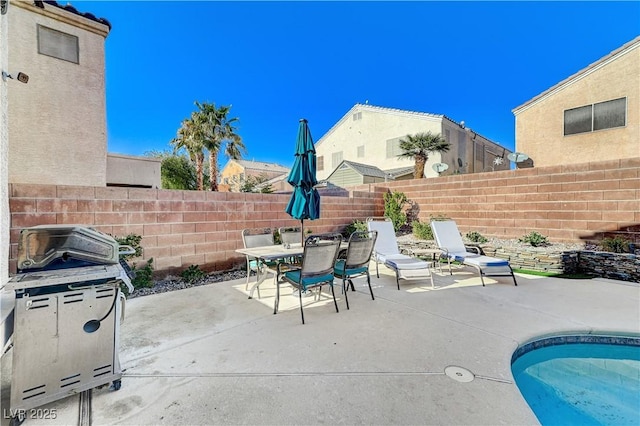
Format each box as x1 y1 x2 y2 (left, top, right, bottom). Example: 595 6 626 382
384 191 408 232
398 131 451 179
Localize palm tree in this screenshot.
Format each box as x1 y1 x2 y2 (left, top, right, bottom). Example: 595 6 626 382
170 115 206 190
194 102 245 191
397 131 451 179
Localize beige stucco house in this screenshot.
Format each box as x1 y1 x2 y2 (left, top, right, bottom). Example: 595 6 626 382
6 1 159 188
315 103 512 181
219 159 290 192
512 36 640 168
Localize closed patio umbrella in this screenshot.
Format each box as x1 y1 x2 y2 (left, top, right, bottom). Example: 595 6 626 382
285 118 320 245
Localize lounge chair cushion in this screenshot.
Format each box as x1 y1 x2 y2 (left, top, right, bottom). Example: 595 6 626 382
447 252 509 267
384 255 431 270
333 259 368 276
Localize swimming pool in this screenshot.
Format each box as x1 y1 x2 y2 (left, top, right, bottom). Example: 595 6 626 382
511 334 640 425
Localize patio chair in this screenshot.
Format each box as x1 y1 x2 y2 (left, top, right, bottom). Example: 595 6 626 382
366 218 435 290
279 226 303 247
241 228 277 297
275 233 343 324
333 230 378 309
430 220 517 286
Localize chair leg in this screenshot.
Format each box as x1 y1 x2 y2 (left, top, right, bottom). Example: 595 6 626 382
366 272 375 300
330 283 339 313
348 279 355 292
342 278 350 310
299 287 305 324
376 261 379 278
395 270 401 290
510 267 518 286
274 278 280 314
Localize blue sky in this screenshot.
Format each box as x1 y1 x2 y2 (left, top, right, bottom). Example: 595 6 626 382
77 1 640 168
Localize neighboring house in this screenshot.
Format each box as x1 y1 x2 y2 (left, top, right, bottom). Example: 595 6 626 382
255 173 291 193
6 1 158 187
513 36 640 168
219 159 290 192
315 103 512 181
325 160 391 187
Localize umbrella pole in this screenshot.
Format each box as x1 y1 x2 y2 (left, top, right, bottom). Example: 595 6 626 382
300 218 304 246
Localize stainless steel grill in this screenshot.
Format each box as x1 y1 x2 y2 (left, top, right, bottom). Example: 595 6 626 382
6 225 133 422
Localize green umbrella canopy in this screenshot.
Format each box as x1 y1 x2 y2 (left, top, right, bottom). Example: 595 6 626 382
285 119 320 242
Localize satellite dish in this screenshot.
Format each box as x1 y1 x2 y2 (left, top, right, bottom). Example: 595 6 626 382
507 152 529 163
432 163 449 174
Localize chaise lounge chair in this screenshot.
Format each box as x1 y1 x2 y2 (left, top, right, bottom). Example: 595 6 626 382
430 220 517 286
366 218 436 289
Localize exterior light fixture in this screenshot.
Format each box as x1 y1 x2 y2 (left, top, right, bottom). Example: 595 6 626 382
2 71 29 84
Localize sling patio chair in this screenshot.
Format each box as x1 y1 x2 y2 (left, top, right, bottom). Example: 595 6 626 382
241 227 278 297
333 230 378 309
366 218 435 290
430 220 517 286
275 233 343 324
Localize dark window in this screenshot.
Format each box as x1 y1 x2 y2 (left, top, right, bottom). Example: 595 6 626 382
594 97 626 131
564 98 626 136
564 105 592 135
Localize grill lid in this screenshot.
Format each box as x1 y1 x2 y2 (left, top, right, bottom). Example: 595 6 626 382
17 225 120 271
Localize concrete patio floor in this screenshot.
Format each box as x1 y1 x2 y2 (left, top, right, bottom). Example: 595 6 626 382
2 264 639 425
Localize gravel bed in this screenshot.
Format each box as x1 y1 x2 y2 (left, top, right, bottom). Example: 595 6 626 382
128 269 249 299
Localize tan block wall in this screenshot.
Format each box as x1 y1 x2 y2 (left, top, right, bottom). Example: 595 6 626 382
515 44 640 167
353 158 640 244
8 157 640 277
8 185 379 276
8 1 110 186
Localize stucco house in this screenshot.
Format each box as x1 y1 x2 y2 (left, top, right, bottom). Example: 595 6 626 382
314 103 513 181
6 0 160 188
219 159 290 192
512 36 640 168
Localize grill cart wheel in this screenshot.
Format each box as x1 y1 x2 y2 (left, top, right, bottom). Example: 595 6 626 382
111 379 122 391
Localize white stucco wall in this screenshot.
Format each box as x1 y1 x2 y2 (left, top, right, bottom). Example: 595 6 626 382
8 1 110 186
1 1 9 288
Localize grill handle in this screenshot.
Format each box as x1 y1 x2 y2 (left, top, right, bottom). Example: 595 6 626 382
118 245 136 256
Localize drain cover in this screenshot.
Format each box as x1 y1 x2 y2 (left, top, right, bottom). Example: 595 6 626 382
444 366 475 383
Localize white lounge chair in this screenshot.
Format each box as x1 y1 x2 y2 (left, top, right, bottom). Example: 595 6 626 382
366 218 435 289
430 220 517 286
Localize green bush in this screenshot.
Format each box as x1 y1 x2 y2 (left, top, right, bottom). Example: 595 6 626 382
519 231 549 247
384 191 408 232
412 221 433 240
342 220 368 238
181 264 206 283
601 236 629 253
466 231 488 243
132 258 154 289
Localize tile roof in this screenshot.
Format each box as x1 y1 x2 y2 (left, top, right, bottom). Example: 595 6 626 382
383 166 415 178
513 36 640 114
37 1 112 29
236 160 290 173
334 160 388 179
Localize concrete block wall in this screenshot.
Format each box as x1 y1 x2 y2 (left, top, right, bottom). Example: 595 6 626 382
352 157 640 244
8 184 379 276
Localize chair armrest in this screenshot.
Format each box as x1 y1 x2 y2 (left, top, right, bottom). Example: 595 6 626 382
464 245 483 255
277 262 301 275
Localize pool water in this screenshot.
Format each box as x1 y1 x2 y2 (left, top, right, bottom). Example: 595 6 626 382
512 338 640 425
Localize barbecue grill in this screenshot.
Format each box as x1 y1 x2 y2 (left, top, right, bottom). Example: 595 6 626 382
5 225 134 424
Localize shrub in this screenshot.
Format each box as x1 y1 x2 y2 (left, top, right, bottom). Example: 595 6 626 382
601 236 629 253
181 264 206 283
131 258 154 289
519 231 549 247
342 220 368 238
412 221 433 240
466 231 488 243
384 191 408 232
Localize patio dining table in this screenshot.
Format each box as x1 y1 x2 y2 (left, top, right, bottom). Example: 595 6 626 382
235 242 347 300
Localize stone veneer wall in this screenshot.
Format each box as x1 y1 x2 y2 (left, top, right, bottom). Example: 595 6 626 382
577 252 639 282
8 184 380 276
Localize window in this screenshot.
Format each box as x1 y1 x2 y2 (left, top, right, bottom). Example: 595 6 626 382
332 152 343 169
357 145 365 158
317 156 324 171
386 138 402 158
564 97 626 135
37 25 79 63
352 112 362 121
